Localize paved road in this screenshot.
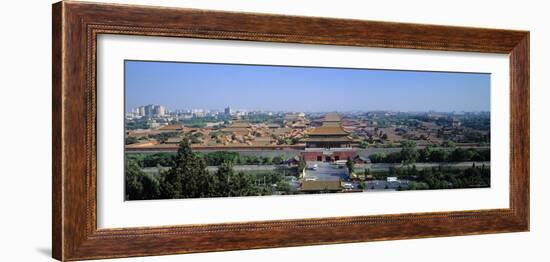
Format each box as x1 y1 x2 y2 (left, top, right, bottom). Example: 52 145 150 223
303 162 350 181
128 146 490 158
143 161 489 176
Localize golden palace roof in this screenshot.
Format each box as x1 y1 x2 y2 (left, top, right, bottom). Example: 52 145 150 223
307 126 349 136
300 180 342 191
302 136 353 142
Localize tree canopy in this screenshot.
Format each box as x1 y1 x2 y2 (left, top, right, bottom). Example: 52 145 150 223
125 139 291 200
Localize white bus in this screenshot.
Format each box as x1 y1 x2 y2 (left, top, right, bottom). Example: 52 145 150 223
335 160 347 166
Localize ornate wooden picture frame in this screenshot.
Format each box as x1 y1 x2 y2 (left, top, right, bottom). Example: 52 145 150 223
52 1 529 261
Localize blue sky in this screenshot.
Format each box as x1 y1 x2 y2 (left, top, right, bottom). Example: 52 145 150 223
125 60 490 112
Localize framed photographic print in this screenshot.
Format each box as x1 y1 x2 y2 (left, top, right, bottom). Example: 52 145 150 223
52 1 529 261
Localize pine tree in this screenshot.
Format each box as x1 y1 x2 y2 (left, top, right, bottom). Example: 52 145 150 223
214 162 234 197
125 159 144 200
230 172 256 196
298 157 306 171
160 139 209 199
140 173 160 199
346 157 354 174
125 159 161 200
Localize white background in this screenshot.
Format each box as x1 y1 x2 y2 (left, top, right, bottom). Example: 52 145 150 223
0 0 547 261
98 35 509 228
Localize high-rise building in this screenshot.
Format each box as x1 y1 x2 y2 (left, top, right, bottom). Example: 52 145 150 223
138 107 145 117
224 106 232 115
156 105 166 117
136 104 166 117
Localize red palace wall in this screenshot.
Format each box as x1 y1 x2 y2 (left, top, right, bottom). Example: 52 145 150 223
302 150 357 162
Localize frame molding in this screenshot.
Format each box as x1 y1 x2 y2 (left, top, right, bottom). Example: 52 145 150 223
52 1 529 261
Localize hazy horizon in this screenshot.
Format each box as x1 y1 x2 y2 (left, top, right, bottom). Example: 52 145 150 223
125 60 491 113
126 106 490 114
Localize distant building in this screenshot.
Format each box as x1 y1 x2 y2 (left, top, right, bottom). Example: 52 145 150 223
136 104 166 117
222 120 251 136
283 112 306 127
284 113 305 122
224 106 232 115
157 105 166 116
165 137 184 144
157 124 184 132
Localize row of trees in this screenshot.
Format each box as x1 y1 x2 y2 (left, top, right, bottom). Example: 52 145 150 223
125 118 150 130
361 164 490 190
404 164 490 190
199 151 286 166
369 142 490 164
127 151 288 168
126 140 292 200
180 115 231 128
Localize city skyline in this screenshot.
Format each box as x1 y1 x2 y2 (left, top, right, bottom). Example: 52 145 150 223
125 60 491 113
128 105 491 114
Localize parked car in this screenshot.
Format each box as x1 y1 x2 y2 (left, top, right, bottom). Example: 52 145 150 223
307 164 318 170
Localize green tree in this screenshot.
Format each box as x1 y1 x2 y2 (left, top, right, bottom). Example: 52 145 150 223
160 139 209 199
230 172 257 196
298 157 307 172
401 140 419 164
275 180 293 194
143 152 174 167
126 153 145 168
200 151 239 166
272 156 284 165
369 153 386 163
450 148 466 162
213 161 234 197
125 159 161 200
140 173 161 199
262 156 272 165
418 145 433 162
125 136 139 145
442 140 456 148
429 149 449 162
346 157 355 174
125 159 144 200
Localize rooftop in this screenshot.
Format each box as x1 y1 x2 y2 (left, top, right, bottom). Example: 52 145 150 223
302 136 353 142
157 124 184 131
165 137 183 144
304 147 355 152
300 180 342 192
324 112 342 122
307 126 349 136
228 121 252 128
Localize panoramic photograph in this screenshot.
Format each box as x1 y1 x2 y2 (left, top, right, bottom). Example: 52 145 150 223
124 60 491 201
